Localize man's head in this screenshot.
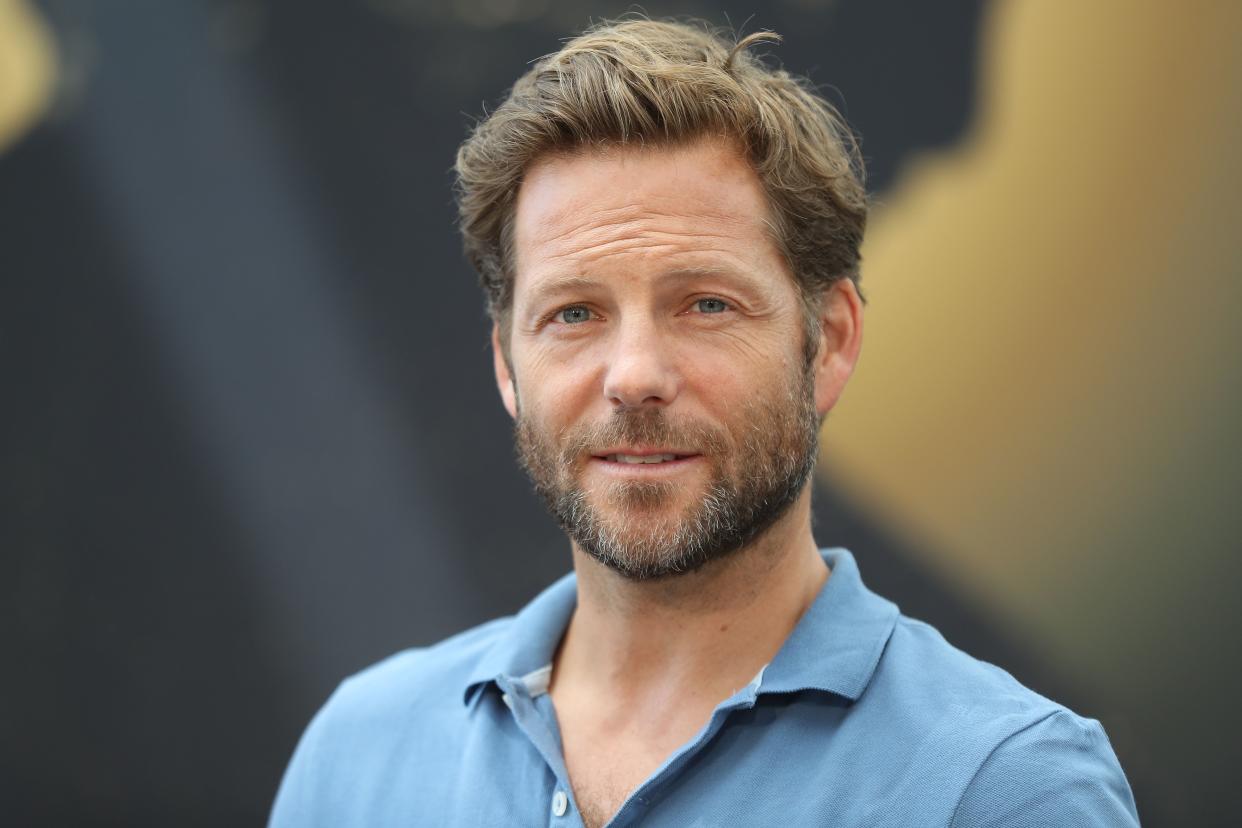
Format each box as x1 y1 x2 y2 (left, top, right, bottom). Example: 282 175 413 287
454 20 866 579
455 19 867 357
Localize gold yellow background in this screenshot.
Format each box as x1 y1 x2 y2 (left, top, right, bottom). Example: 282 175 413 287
824 1 1241 815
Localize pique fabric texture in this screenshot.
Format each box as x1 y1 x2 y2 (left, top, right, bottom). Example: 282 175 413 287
269 549 1139 827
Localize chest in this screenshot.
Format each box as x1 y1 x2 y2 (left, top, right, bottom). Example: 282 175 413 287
559 729 674 827
556 706 712 828
408 686 978 828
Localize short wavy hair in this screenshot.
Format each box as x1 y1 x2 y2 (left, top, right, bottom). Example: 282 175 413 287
455 19 867 352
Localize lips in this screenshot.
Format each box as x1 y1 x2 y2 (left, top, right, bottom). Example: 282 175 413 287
605 453 682 464
592 445 696 464
587 448 702 476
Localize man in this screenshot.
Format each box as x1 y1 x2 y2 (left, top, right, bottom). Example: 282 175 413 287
270 20 1139 827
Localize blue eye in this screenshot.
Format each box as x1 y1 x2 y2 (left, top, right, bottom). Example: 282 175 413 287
696 298 729 314
558 306 591 324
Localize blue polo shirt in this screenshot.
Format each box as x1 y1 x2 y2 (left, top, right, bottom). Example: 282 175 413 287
269 549 1139 826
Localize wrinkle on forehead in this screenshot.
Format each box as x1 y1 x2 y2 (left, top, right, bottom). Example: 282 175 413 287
536 223 758 271
514 141 781 278
532 200 758 249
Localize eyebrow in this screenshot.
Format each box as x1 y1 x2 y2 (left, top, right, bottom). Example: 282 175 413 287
525 266 757 305
523 275 604 310
664 266 749 282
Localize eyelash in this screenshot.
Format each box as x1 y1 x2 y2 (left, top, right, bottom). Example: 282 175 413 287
539 297 730 337
554 306 593 325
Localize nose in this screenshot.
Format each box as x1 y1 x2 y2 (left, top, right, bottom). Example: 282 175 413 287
602 318 681 408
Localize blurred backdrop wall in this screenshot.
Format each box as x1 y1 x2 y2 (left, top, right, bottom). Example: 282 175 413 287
3 0 1239 825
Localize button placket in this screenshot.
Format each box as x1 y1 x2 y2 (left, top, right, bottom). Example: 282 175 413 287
494 678 579 824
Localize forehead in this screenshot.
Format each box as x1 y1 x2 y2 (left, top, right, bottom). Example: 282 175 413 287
512 139 786 287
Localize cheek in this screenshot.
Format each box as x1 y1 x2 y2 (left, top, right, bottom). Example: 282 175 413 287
513 376 589 450
678 332 801 398
518 342 607 415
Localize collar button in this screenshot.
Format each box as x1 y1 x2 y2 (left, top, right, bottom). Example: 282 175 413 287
551 789 568 817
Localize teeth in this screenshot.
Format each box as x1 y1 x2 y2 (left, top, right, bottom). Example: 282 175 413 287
608 453 679 464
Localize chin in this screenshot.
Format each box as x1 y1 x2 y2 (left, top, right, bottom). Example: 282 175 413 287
571 512 742 581
581 533 750 582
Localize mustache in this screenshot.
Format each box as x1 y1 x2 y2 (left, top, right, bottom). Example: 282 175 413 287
557 407 730 463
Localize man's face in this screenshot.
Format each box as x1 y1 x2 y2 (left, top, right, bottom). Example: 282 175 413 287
496 138 847 580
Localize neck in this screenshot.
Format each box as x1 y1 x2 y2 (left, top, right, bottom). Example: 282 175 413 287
551 488 828 703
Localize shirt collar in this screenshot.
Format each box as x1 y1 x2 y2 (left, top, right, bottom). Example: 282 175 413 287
756 547 899 700
462 547 898 706
463 570 578 704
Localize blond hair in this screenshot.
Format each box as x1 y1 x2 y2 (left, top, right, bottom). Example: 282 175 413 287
455 19 867 350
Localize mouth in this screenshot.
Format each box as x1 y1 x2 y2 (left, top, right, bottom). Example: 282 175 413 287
588 448 702 475
592 446 696 462
601 452 688 464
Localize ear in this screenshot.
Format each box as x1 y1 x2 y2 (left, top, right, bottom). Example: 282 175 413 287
812 279 864 417
492 322 518 419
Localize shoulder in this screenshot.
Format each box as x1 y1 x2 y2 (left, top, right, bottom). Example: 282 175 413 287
851 612 1063 774
268 617 513 827
327 615 511 721
880 613 1058 718
949 708 1140 826
865 614 1139 826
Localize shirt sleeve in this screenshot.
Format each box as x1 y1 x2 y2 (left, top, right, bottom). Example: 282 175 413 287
267 684 341 828
950 710 1140 827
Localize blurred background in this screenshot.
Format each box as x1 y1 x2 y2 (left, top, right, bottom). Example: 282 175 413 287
3 0 1239 824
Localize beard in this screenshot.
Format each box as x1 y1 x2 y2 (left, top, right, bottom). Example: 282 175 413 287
514 360 820 581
